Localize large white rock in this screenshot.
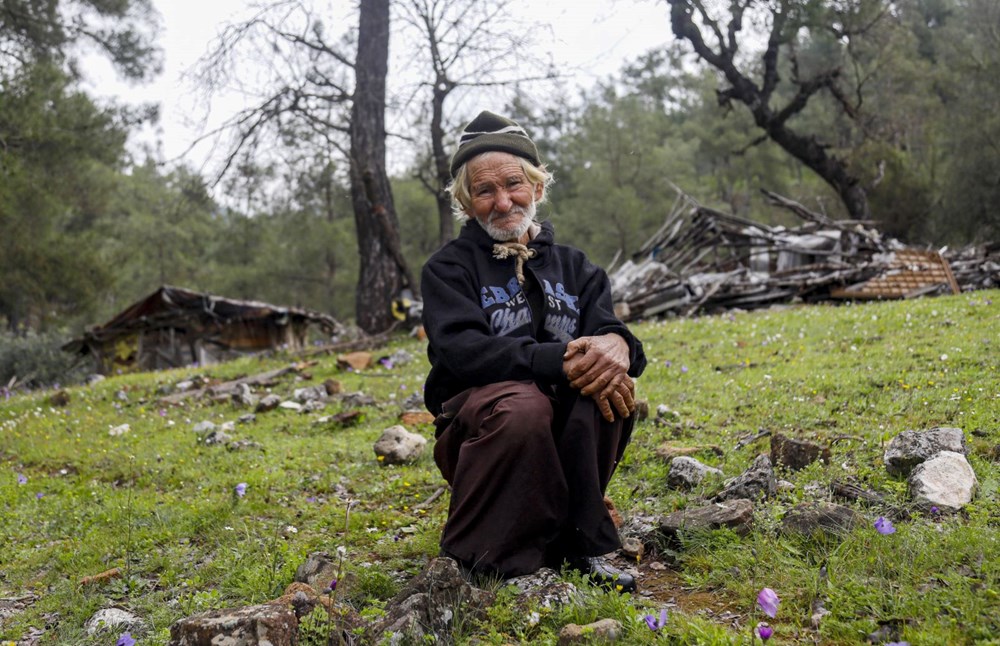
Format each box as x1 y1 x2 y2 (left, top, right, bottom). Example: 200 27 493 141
884 427 966 476
908 450 977 511
373 425 427 465
667 456 723 490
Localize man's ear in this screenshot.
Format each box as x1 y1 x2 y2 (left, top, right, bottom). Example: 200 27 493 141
534 182 544 202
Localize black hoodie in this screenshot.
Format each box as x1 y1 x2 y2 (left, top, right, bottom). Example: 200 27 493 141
421 219 646 416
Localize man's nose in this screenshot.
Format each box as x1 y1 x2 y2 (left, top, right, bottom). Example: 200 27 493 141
494 189 512 212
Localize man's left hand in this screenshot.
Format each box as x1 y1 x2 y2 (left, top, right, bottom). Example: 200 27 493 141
564 334 634 421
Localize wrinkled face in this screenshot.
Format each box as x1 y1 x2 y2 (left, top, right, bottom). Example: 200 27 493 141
466 152 544 242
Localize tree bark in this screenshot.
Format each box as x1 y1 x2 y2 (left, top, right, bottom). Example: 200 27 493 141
350 0 413 334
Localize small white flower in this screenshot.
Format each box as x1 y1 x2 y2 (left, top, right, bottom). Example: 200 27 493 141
528 611 540 626
285 525 298 534
336 545 347 557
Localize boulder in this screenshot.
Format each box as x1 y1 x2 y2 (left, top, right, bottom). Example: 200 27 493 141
374 426 427 465
255 394 282 413
713 454 776 502
667 456 723 490
231 383 257 408
168 603 297 646
507 567 579 611
660 499 754 541
779 502 863 538
85 608 143 636
558 618 623 644
908 451 977 511
770 433 830 471
884 427 966 477
294 552 339 593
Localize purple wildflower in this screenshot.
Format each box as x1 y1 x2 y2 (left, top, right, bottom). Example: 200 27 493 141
17 473 27 485
664 360 672 367
305 496 317 503
235 482 247 498
379 357 394 369
36 492 44 499
757 588 780 618
930 506 939 515
680 365 689 373
643 608 668 631
875 516 896 535
116 632 136 646
327 578 338 592
756 622 773 641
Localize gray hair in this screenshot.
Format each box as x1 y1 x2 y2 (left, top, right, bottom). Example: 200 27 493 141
448 154 554 220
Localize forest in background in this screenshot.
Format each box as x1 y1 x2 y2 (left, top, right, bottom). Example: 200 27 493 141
2 0 999 340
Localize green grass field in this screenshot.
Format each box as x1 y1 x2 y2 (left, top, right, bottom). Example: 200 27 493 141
1 290 998 644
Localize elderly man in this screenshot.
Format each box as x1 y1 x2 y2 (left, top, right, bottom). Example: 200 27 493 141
421 111 646 591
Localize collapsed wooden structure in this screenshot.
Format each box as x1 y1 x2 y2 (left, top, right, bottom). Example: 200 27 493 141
610 190 999 320
64 286 342 374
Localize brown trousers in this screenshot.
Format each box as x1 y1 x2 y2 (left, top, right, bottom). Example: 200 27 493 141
433 380 632 578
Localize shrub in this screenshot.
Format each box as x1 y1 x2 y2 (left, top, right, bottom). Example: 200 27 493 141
0 328 89 390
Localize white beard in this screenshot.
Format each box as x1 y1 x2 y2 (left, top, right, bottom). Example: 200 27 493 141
476 199 537 241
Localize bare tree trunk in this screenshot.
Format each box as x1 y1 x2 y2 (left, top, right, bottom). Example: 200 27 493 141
431 81 455 247
350 0 414 334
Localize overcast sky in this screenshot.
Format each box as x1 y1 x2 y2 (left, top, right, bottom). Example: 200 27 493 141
82 0 673 174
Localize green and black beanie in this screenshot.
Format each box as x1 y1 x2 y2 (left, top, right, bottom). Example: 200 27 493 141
450 111 541 178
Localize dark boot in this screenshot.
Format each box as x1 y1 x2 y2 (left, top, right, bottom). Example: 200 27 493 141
568 556 636 593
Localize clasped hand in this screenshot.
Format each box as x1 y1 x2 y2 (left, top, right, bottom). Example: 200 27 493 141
563 334 635 422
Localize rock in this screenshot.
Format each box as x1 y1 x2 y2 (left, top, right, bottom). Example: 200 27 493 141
908 451 978 511
884 427 967 477
115 390 129 402
294 385 328 403
660 499 754 541
231 383 257 408
667 456 723 490
371 557 494 644
779 502 863 538
237 413 256 424
400 410 435 426
770 433 831 471
620 537 644 561
713 454 776 502
558 618 623 644
108 423 130 437
86 373 106 385
655 443 724 460
278 401 303 412
373 426 427 465
294 552 340 593
603 496 623 528
634 400 649 421
338 351 373 371
255 394 281 413
192 421 217 435
85 607 143 635
339 391 376 408
203 430 233 446
48 390 70 407
302 399 327 413
508 568 579 610
227 440 263 452
168 603 298 645
323 379 342 396
401 392 425 410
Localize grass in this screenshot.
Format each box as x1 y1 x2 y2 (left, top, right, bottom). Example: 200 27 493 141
1 290 997 645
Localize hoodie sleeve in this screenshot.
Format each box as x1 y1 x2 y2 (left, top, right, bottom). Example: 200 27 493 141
574 257 647 379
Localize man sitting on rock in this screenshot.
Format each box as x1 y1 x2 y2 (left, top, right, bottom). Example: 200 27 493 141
421 110 647 592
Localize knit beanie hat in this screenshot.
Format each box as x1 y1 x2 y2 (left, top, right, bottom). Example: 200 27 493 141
450 111 541 178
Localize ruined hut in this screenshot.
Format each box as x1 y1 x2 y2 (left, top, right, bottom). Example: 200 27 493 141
64 286 341 374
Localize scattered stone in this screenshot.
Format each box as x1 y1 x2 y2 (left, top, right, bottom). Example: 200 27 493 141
302 399 327 413
884 427 967 477
317 410 363 428
294 553 340 593
0 593 37 622
339 391 376 408
231 383 257 408
558 618 622 644
770 433 831 471
338 351 373 371
256 394 282 413
620 537 644 561
115 390 129 402
400 410 435 426
108 423 130 437
237 413 256 424
779 502 863 538
192 421 217 435
85 608 143 636
634 400 649 421
990 444 1000 461
508 568 579 610
86 373 106 385
168 603 298 646
667 456 723 490
908 451 978 511
713 454 776 502
373 426 427 465
777 479 796 492
401 392 425 410
48 390 70 407
203 430 233 446
655 443 724 460
294 385 328 403
371 558 494 644
323 379 342 396
660 499 754 541
278 401 303 412
175 379 195 391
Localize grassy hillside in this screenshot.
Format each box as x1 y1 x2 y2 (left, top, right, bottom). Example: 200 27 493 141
1 291 998 645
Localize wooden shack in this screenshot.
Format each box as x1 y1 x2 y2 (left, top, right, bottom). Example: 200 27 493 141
63 286 341 374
